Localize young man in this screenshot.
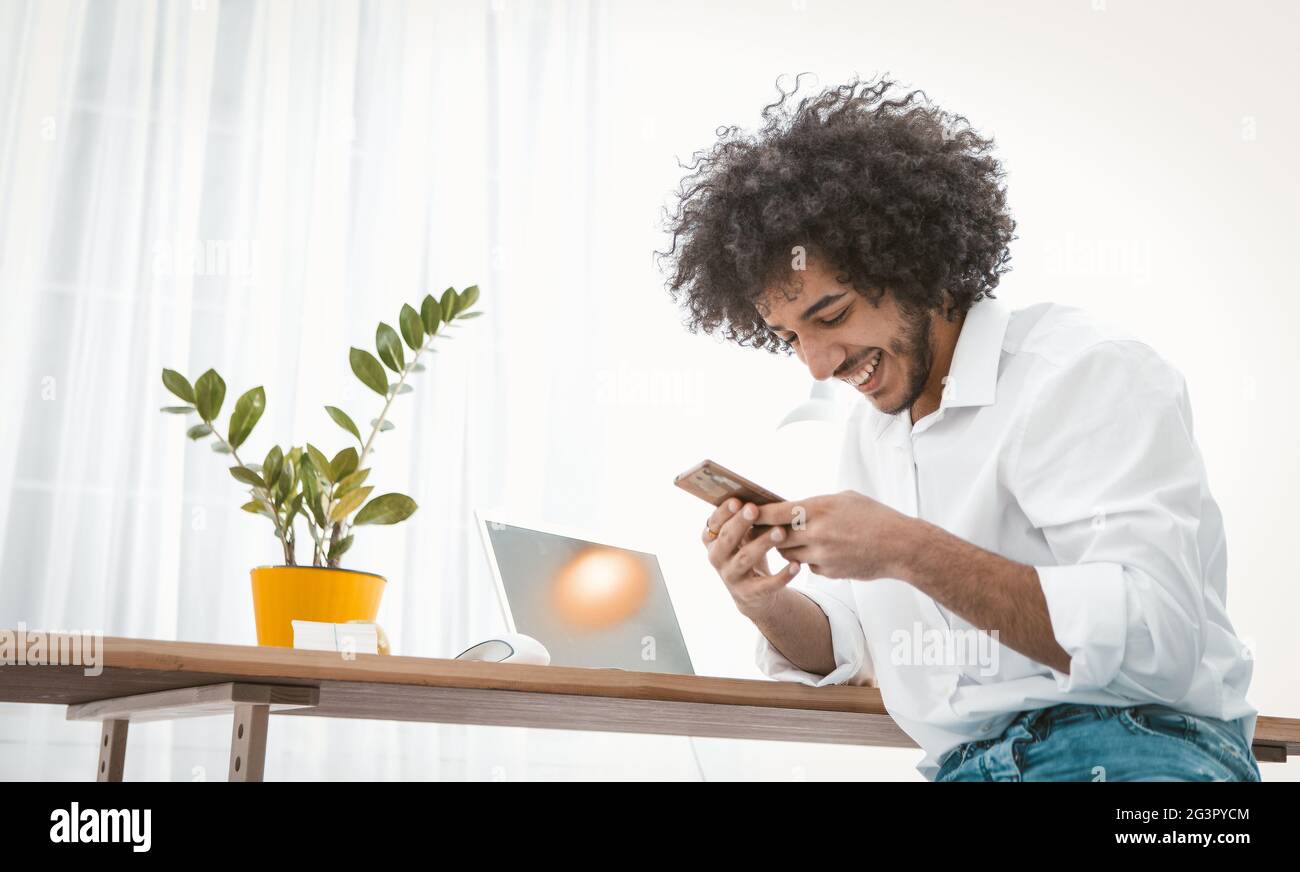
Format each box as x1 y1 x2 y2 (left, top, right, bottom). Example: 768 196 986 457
662 78 1260 781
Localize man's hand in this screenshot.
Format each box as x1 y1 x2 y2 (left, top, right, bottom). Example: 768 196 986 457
754 491 916 580
701 498 801 616
755 490 1072 673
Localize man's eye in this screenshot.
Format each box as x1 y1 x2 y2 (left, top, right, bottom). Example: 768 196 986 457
820 307 851 327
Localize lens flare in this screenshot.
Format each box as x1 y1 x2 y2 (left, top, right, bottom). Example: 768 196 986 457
550 546 650 629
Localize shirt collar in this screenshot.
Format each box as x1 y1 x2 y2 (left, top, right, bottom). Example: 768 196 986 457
941 296 1011 409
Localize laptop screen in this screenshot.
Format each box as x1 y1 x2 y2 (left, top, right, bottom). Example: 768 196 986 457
481 520 695 675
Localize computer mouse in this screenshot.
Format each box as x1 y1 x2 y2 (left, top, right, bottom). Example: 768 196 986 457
454 633 550 666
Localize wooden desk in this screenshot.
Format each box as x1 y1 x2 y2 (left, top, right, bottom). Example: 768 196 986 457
2 634 1296 780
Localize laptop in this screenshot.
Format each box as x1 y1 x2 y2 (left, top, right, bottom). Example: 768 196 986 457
474 510 695 675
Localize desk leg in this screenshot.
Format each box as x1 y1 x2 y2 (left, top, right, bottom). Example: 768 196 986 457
228 703 269 782
97 719 128 782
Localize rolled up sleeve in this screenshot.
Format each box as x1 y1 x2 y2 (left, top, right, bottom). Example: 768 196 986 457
755 576 876 687
1015 341 1209 702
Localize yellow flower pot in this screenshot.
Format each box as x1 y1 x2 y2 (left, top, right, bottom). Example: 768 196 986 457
250 566 386 648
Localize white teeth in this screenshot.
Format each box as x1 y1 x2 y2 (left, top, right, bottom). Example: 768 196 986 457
843 350 883 386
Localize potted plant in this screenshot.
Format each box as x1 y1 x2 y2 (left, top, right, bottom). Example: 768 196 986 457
161 285 482 648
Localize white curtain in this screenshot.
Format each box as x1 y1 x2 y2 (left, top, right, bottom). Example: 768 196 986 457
0 0 695 781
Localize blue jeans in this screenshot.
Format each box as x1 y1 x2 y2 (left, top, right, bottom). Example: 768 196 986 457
935 703 1262 782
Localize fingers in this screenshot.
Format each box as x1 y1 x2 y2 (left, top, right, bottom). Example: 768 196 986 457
709 501 760 568
719 524 781 584
769 524 817 565
730 559 801 599
754 499 804 528
702 500 810 584
776 547 811 568
707 498 741 533
768 525 810 549
701 498 742 545
704 500 757 569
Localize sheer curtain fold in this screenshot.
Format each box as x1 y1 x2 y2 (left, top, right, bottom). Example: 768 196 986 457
0 0 666 780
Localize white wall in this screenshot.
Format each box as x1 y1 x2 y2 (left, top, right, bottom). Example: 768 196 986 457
594 0 1300 780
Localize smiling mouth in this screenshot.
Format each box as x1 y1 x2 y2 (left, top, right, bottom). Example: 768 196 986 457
839 348 884 393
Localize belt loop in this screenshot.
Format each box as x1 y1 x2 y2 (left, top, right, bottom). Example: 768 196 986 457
1025 705 1053 740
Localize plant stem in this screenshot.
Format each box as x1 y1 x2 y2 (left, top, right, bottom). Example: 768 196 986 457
304 513 325 566
212 428 295 565
327 523 342 569
337 331 434 550
358 339 425 469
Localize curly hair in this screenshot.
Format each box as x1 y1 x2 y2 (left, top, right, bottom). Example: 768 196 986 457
660 75 1016 352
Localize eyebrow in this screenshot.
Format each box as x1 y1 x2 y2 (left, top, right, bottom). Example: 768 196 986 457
766 292 848 333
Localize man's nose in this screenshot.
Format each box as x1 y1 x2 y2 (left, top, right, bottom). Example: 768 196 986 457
800 342 843 382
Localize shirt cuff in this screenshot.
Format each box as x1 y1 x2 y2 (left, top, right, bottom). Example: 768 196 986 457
754 583 875 687
1035 562 1128 692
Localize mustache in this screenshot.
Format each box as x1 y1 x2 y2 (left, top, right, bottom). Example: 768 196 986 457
834 347 881 379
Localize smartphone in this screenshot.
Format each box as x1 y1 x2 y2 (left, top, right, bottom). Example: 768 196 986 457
673 459 785 508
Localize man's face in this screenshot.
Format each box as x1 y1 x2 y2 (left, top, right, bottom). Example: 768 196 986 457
758 260 934 416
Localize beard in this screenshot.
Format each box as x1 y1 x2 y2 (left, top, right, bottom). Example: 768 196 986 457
875 304 934 417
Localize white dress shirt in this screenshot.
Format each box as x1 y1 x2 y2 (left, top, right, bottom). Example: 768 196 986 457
755 298 1257 780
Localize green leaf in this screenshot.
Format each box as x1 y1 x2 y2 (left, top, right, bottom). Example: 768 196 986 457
160 405 196 414
388 383 413 396
241 500 271 517
194 369 226 422
439 287 457 322
328 534 355 562
456 311 484 320
263 446 284 488
162 369 196 404
300 460 325 525
211 443 231 454
229 466 266 488
457 284 480 314
325 406 362 444
420 294 442 335
281 456 295 493
298 452 316 483
354 492 418 526
227 386 266 449
329 485 373 523
284 492 304 525
305 444 333 482
276 460 294 502
187 423 212 440
335 468 370 496
330 447 359 482
399 303 424 351
411 362 426 372
375 323 405 373
370 419 395 432
350 347 389 396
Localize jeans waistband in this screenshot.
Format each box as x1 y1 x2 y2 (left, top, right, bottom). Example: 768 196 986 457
1018 703 1124 730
